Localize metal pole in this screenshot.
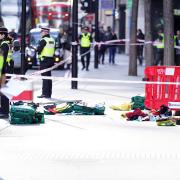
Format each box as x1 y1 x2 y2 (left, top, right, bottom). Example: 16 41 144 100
94 0 99 69
71 0 78 89
113 0 117 31
21 0 26 74
0 0 2 26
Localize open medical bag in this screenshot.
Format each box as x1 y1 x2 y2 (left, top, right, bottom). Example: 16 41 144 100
9 101 44 124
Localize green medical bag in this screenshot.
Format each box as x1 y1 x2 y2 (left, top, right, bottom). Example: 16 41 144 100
10 102 44 124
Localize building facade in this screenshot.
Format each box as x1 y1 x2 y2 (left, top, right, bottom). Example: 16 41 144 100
99 0 180 54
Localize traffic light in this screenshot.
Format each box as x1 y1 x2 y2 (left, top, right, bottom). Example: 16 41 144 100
80 0 89 12
80 0 95 13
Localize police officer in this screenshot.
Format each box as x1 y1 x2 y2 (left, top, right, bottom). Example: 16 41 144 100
0 27 10 118
155 30 164 65
79 26 92 71
37 27 55 98
5 35 13 74
175 30 180 66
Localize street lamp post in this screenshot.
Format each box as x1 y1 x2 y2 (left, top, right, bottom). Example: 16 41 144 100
21 0 26 74
94 0 99 69
113 0 117 32
71 0 78 89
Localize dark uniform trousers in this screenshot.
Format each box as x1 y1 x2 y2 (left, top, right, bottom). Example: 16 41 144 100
1 60 21 115
40 57 54 97
80 47 90 70
1 65 13 115
6 61 14 74
1 95 9 114
155 48 164 65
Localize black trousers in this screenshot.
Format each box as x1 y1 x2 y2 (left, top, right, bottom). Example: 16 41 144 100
99 47 106 64
175 54 180 66
40 57 54 97
14 67 21 74
0 62 14 115
0 95 9 114
155 49 164 65
6 61 14 74
80 47 90 70
137 46 144 65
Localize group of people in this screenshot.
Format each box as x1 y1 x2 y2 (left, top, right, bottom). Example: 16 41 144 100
0 25 74 118
78 25 118 71
0 26 56 118
154 29 180 66
1 24 180 118
98 26 118 65
129 28 180 66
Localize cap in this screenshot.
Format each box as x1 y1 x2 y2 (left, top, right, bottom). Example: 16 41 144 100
83 26 89 31
41 27 50 33
0 27 8 34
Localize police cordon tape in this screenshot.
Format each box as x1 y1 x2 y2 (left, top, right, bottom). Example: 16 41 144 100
6 72 180 86
21 38 178 75
72 38 180 49
31 45 95 75
8 38 179 85
6 44 180 85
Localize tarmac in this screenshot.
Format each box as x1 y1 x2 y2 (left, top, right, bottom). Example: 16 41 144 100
0 54 180 180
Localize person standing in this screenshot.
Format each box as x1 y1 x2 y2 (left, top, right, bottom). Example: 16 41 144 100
61 28 72 70
9 29 18 40
175 30 180 66
137 29 145 66
37 27 55 98
5 35 14 74
79 26 92 71
108 30 117 64
0 27 10 118
12 40 21 74
98 26 106 64
155 30 164 65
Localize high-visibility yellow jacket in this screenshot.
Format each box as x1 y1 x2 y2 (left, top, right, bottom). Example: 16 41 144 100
39 37 55 61
80 33 91 48
1 40 12 66
156 33 164 49
0 52 4 76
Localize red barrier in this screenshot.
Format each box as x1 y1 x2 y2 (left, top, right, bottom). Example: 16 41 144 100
145 66 180 110
11 81 33 102
12 90 33 102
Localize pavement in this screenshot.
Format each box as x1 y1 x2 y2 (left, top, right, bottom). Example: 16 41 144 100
33 54 145 105
0 54 180 180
